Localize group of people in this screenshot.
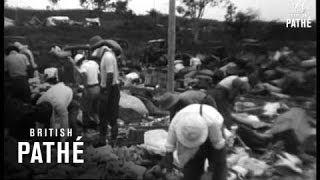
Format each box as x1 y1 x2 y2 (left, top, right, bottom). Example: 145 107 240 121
148 45 317 180
4 42 39 103
5 35 272 180
151 72 255 180
4 35 122 147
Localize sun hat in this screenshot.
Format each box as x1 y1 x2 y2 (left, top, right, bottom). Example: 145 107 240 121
74 54 85 63
175 112 208 148
89 35 123 56
156 92 180 110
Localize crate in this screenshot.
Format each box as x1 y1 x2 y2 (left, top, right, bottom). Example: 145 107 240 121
157 68 167 89
143 67 168 89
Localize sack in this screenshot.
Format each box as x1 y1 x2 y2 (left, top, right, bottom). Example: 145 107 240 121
142 129 168 155
119 92 149 116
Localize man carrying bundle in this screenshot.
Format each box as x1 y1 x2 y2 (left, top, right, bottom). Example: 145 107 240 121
89 35 122 147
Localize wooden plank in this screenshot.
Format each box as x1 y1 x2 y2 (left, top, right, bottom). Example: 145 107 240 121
167 0 176 92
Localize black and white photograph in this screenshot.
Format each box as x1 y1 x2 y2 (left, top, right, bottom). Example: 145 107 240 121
3 0 317 179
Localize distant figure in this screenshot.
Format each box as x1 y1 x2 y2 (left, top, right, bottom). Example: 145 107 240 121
4 45 31 103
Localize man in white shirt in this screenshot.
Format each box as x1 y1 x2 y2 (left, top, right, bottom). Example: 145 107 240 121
160 104 227 180
69 54 100 128
89 35 121 147
37 80 73 142
207 75 251 128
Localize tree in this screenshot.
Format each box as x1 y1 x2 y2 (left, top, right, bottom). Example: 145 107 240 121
224 6 259 40
177 0 229 44
111 0 128 15
80 0 131 17
111 0 135 24
48 0 60 10
148 8 163 24
80 0 113 12
224 2 236 26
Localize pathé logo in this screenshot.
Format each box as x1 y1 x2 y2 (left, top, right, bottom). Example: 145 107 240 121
290 0 307 15
286 0 312 28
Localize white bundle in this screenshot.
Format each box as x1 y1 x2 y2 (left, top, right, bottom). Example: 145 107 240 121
119 91 149 116
125 72 140 80
143 129 168 155
263 102 281 117
190 57 201 67
44 67 59 80
174 63 185 73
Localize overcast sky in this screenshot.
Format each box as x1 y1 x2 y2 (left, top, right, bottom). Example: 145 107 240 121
6 0 316 21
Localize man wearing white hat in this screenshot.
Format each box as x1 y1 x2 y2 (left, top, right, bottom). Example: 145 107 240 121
89 35 121 147
69 53 100 128
160 104 227 180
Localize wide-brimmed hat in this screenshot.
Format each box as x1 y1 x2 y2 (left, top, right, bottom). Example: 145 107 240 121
175 112 208 148
13 41 28 50
89 35 122 56
156 92 180 110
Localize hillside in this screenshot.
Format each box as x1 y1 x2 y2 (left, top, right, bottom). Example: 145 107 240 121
4 8 317 70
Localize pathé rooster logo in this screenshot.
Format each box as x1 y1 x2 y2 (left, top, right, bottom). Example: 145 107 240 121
290 0 307 14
